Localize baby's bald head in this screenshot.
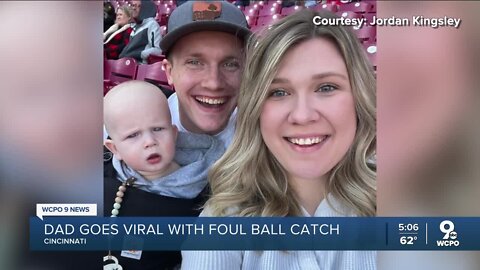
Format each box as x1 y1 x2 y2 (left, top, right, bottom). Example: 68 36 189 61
104 81 179 180
104 81 171 139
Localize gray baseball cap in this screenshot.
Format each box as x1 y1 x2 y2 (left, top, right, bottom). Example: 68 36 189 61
160 1 251 54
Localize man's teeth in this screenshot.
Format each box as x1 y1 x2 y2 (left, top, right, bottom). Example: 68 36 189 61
195 97 226 105
288 137 326 146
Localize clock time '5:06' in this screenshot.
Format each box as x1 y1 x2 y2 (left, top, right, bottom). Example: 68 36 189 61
399 224 419 231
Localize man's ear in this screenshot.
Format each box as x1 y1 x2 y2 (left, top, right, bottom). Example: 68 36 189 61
105 139 122 160
162 59 174 86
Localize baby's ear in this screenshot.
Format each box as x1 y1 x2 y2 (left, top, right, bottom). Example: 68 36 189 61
104 139 122 160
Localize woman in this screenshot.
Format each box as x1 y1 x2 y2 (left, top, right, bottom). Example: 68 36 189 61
103 5 133 60
181 9 376 270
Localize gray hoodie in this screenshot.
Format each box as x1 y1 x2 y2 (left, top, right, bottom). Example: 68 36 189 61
112 132 224 199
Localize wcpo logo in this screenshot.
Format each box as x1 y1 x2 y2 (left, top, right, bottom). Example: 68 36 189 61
437 220 459 247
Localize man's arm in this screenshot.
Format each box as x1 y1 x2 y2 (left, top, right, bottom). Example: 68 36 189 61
141 20 162 60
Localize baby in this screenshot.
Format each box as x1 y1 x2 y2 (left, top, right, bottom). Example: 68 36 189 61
104 80 224 201
104 80 179 181
103 80 224 268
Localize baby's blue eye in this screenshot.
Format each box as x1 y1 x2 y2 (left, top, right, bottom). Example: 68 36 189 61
153 127 164 132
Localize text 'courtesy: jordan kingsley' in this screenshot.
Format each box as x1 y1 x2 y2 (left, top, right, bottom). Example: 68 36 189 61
313 15 462 29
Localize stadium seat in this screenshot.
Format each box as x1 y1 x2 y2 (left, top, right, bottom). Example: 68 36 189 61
236 5 246 11
337 2 374 13
257 14 283 27
246 15 257 27
147 54 166 64
256 15 273 28
281 5 304 16
259 5 280 16
107 57 138 84
363 43 377 69
352 26 376 42
157 3 173 16
312 3 338 13
363 13 375 24
135 61 171 90
104 55 111 81
249 24 263 33
336 11 362 19
245 7 260 17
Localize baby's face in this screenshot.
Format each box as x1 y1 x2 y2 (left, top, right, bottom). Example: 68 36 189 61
108 101 177 180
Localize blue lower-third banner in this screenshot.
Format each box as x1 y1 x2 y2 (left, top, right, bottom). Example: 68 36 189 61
30 217 480 250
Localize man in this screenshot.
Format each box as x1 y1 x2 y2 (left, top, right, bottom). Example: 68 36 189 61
119 0 162 63
160 1 250 148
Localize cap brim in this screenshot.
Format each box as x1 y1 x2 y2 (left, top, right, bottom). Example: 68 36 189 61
160 21 251 53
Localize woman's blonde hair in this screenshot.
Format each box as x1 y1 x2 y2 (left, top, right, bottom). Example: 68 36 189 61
205 9 376 217
117 5 133 22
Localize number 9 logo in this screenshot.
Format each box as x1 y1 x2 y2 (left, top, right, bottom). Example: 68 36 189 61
439 220 455 240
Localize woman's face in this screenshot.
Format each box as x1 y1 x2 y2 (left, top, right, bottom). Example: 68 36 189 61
115 9 130 26
260 38 357 184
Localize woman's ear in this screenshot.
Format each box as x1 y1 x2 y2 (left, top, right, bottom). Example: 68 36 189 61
104 139 122 160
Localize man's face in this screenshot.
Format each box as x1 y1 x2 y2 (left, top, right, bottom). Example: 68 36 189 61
131 0 141 19
164 31 243 135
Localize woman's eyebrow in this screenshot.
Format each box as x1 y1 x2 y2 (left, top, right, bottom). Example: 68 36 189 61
271 72 348 84
312 72 348 80
271 78 289 84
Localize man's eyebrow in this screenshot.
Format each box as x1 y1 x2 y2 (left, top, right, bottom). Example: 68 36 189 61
223 56 240 60
183 53 240 58
183 52 202 58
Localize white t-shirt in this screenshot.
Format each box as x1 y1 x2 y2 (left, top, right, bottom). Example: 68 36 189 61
181 195 377 270
168 93 236 149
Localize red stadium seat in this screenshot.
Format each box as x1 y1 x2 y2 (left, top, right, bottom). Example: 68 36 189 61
147 54 166 64
259 5 280 16
256 14 283 28
363 43 377 69
366 1 376 12
259 1 281 15
250 24 263 33
246 15 257 27
352 26 376 42
245 7 260 17
312 3 338 13
281 5 305 16
104 57 138 95
104 55 111 81
338 2 374 13
107 57 138 84
336 11 362 20
157 3 173 16
363 13 375 24
135 61 172 90
236 5 245 11
256 15 273 27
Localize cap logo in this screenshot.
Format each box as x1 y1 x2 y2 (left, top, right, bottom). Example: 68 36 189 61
192 2 222 21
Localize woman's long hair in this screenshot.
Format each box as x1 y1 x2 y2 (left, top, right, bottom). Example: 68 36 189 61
205 9 376 217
